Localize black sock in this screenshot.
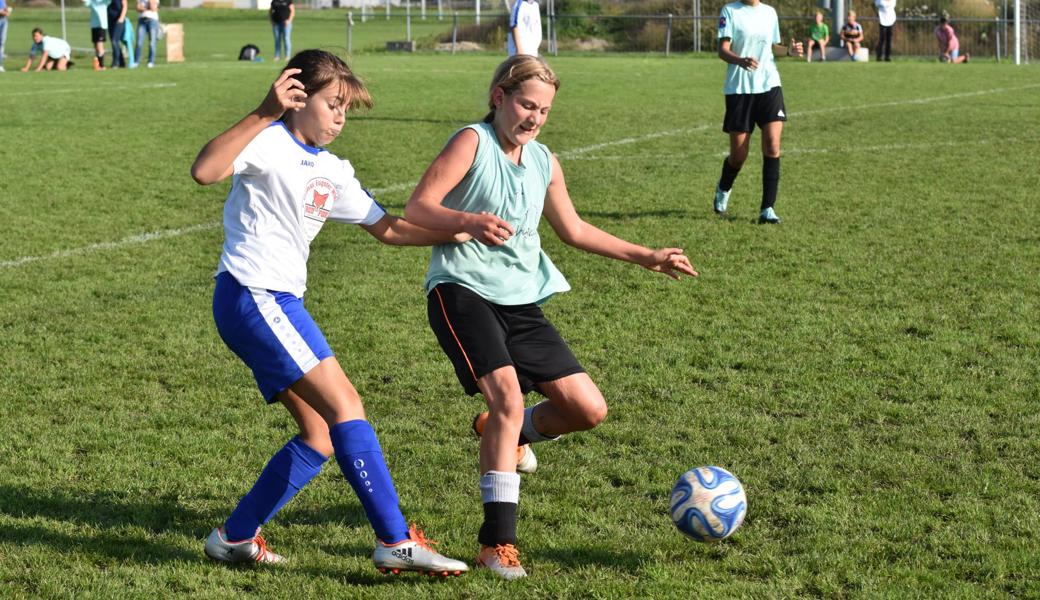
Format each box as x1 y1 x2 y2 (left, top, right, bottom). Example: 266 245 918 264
761 156 780 211
718 157 741 192
478 502 518 547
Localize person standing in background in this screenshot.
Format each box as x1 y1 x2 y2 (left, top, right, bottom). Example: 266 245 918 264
108 0 127 67
874 0 896 61
269 0 294 61
85 0 111 70
134 0 159 68
507 0 541 56
0 0 10 72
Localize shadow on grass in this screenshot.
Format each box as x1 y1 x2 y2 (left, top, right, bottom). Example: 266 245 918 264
580 208 689 220
534 545 646 571
0 485 208 562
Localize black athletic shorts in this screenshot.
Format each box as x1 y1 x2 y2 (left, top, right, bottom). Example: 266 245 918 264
427 283 585 397
723 86 787 133
91 27 108 44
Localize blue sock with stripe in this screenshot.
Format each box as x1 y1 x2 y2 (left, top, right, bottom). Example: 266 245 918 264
330 419 409 544
225 436 327 542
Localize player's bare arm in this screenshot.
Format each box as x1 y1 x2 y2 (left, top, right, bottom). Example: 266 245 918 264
542 155 698 279
404 129 515 246
191 68 307 185
718 38 758 70
361 214 470 246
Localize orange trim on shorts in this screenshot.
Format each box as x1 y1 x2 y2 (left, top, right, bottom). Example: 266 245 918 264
433 286 479 384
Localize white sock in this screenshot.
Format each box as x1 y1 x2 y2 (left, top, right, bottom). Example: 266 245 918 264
480 471 520 504
521 405 560 443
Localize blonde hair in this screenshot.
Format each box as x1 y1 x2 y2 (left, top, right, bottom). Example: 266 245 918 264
483 55 560 123
284 49 373 112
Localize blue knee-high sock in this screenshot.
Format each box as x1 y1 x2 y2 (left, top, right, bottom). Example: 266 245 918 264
224 436 327 541
330 420 409 544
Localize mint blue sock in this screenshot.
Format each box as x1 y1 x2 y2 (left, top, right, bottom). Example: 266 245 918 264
330 420 409 544
225 436 327 542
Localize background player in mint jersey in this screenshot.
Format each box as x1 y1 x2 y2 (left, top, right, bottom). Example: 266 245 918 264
191 49 469 576
713 0 802 224
404 55 698 580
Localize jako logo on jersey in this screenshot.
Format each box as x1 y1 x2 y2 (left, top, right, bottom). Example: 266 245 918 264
303 177 337 222
719 16 726 29
300 159 315 167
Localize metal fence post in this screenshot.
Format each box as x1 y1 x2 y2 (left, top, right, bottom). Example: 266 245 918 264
452 11 458 54
347 11 353 53
666 14 673 56
386 0 390 20
476 0 481 25
407 1 412 41
438 0 443 20
995 15 1001 61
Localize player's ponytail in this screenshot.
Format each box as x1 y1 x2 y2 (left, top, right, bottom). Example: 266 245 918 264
484 55 560 123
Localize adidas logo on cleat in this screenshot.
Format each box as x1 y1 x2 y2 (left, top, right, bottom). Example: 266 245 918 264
391 547 415 564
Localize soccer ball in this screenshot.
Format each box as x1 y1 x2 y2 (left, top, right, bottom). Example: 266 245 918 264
670 466 747 542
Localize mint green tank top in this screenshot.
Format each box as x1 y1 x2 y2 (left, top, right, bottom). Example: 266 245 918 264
424 122 571 305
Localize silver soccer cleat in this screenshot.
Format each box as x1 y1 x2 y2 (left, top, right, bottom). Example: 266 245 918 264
373 524 469 577
204 527 286 565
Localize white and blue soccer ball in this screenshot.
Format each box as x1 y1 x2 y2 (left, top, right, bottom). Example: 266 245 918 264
670 466 747 542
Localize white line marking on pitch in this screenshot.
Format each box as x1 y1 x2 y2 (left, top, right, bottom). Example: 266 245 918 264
2 84 1035 270
0 82 177 97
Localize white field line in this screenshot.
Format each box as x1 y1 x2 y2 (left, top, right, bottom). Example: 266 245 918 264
0 82 177 97
566 137 1025 161
1 84 1034 271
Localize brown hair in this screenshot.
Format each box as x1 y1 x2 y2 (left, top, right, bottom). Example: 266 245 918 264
284 49 373 111
483 55 560 123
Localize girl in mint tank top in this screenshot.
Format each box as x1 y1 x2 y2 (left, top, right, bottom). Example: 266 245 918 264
404 55 699 580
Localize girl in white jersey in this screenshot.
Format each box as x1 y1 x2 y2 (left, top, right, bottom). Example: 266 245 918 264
713 0 802 224
190 49 468 576
404 55 698 580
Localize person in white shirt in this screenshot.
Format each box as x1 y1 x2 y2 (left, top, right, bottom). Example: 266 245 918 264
191 49 470 576
874 0 896 61
713 0 802 224
508 0 541 56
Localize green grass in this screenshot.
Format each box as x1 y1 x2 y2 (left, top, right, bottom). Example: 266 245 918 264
2 18 1040 597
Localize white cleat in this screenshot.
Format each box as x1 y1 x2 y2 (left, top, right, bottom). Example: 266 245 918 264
204 527 286 564
472 411 538 474
476 544 527 580
373 524 469 577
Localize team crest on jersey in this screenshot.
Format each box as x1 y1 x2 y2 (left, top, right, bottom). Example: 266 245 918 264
719 16 726 29
304 177 337 222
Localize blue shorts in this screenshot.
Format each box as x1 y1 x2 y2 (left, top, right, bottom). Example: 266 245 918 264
213 271 334 403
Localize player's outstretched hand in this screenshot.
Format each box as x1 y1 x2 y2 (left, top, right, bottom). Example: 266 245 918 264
788 39 805 57
641 248 698 280
467 211 515 246
257 68 307 120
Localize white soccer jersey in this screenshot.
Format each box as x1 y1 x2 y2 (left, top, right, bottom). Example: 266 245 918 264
718 1 782 95
218 122 386 297
507 0 542 56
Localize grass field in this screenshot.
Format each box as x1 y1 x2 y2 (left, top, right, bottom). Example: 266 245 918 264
2 10 1040 597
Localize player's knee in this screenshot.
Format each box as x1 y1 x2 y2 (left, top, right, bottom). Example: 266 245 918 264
573 399 608 431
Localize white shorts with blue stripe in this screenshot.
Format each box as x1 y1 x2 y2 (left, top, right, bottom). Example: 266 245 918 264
213 271 334 402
